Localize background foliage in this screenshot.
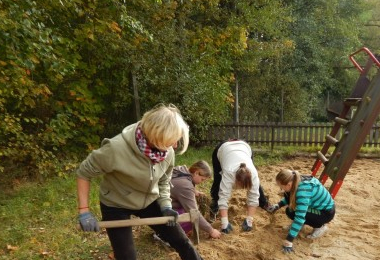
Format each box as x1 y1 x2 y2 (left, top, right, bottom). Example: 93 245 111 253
0 0 378 179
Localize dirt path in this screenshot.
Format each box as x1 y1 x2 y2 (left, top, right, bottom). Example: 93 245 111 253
188 158 380 260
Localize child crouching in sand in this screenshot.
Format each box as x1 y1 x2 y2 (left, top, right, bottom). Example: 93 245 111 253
267 169 335 253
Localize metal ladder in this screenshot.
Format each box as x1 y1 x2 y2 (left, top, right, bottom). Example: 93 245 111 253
311 47 380 198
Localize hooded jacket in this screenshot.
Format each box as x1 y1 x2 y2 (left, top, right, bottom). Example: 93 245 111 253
77 122 174 210
170 166 213 234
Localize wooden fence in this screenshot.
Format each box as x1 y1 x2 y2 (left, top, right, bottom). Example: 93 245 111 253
201 122 380 149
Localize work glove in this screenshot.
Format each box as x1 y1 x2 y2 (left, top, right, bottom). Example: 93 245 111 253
79 212 100 232
282 240 294 253
161 207 179 227
241 216 253 232
221 223 233 234
266 203 280 213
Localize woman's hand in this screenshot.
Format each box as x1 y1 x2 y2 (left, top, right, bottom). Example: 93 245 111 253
209 228 222 238
79 212 100 232
195 189 205 197
282 240 293 253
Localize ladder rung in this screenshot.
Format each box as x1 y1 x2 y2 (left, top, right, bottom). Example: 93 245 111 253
317 151 329 165
326 134 339 145
334 117 349 125
344 98 361 106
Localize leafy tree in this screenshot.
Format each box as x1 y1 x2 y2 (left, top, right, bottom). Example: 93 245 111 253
361 0 380 54
281 0 371 121
0 0 376 179
0 0 146 177
213 0 302 122
115 0 244 142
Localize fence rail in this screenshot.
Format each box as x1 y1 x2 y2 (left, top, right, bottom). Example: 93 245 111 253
201 122 380 149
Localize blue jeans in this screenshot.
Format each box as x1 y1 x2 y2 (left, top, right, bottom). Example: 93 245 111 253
100 201 203 260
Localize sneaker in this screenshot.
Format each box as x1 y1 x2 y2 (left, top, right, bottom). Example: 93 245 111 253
307 225 328 239
261 203 273 213
221 223 233 234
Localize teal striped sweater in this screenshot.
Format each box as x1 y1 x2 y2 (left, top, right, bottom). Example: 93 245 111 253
280 176 335 241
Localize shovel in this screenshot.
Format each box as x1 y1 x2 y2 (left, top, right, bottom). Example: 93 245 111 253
78 209 201 244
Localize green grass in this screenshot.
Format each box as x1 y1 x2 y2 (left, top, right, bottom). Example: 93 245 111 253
1 145 378 259
0 172 175 259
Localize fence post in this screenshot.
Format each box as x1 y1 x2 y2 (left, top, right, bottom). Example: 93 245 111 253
271 124 275 151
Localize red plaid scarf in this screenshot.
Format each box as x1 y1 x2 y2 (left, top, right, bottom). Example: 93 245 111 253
136 126 167 164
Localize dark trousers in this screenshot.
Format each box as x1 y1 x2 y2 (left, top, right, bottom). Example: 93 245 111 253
100 201 203 260
283 192 336 228
210 141 268 208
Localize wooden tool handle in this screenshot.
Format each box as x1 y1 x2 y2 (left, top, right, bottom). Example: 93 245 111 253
77 212 191 229
99 213 191 228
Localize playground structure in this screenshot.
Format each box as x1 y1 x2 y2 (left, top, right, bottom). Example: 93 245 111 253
311 47 380 198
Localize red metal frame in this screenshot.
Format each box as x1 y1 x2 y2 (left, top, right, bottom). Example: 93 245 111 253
349 47 380 73
330 180 343 199
311 160 321 176
319 173 329 185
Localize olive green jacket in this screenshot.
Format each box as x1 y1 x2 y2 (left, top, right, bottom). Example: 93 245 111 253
77 122 175 210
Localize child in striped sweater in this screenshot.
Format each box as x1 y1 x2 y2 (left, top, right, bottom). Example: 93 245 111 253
267 169 335 253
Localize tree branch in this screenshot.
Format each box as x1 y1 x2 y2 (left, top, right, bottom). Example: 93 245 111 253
364 23 380 27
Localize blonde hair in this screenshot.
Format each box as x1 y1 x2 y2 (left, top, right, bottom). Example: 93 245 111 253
140 103 189 154
275 169 301 210
235 163 252 190
189 160 212 178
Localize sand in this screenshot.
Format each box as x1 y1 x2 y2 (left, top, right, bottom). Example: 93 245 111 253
180 157 380 260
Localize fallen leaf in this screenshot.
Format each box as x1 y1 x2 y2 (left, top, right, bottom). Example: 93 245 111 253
108 251 115 259
7 245 18 251
40 251 50 256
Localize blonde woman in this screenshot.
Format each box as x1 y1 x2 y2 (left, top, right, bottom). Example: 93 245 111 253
268 169 335 253
170 160 221 239
76 104 203 260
